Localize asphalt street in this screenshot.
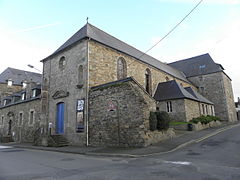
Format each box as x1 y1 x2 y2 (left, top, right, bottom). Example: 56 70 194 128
0 125 240 180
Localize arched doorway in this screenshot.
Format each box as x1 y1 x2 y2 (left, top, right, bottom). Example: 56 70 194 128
56 102 65 134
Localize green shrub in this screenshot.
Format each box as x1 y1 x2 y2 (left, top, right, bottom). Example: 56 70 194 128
156 111 170 130
190 115 221 124
149 111 157 131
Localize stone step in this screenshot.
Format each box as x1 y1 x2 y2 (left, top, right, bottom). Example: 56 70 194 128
0 136 14 143
49 135 69 147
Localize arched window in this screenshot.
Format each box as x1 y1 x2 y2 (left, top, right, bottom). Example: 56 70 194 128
145 68 152 95
59 56 66 70
117 57 127 80
78 65 84 86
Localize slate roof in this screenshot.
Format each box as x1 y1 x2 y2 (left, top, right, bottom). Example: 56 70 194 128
184 87 213 104
153 80 198 101
0 67 42 85
168 53 224 77
42 23 189 83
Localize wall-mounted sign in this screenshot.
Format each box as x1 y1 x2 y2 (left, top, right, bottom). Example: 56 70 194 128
77 99 85 112
76 99 85 133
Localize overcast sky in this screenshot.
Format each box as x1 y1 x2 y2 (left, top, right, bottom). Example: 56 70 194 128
0 0 239 100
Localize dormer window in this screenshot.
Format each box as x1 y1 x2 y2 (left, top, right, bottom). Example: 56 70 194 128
22 81 27 88
32 89 36 98
3 100 7 106
7 80 13 86
21 92 26 100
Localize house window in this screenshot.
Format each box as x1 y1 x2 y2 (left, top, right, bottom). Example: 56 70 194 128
205 105 208 115
145 68 152 95
19 112 23 126
59 56 66 70
166 101 172 112
78 65 84 86
202 104 205 114
3 100 7 106
21 92 26 100
29 110 34 125
32 89 36 98
7 80 13 86
117 57 127 80
22 82 27 88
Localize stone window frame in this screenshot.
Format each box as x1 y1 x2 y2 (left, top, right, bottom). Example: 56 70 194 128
18 111 24 126
205 105 208 115
77 64 84 88
166 101 173 113
28 109 35 126
117 57 127 80
59 56 66 70
145 68 152 96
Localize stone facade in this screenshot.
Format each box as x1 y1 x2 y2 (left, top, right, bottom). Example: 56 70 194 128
89 78 176 147
157 99 214 122
89 41 193 93
0 81 41 143
188 72 237 121
42 40 88 146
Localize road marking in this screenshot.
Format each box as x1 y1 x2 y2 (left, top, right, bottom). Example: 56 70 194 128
0 146 13 149
164 161 191 165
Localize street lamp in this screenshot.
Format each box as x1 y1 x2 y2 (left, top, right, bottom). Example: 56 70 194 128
27 64 42 73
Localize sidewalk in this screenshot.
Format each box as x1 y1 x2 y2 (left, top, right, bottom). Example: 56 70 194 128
2 122 240 158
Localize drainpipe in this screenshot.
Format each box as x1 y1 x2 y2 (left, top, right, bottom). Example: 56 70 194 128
86 38 90 146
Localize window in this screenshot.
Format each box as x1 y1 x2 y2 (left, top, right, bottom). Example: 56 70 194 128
205 105 208 115
199 65 206 69
78 65 84 86
145 68 152 95
19 112 23 126
21 92 26 100
211 106 214 115
22 82 27 88
202 104 205 114
166 101 172 112
32 89 36 98
3 100 7 106
59 56 66 70
117 57 127 80
7 80 13 86
29 110 34 125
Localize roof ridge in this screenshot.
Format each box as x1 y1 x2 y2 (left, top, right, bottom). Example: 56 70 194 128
169 53 210 64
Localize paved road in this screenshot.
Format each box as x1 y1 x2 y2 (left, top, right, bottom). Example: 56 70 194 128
1 125 240 180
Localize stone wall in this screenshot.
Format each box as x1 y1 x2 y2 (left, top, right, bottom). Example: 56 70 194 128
0 98 41 143
88 40 194 94
42 40 88 146
185 99 201 122
188 72 237 121
157 99 186 122
89 78 157 147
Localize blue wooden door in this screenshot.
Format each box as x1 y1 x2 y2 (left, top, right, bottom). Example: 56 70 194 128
56 102 64 134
